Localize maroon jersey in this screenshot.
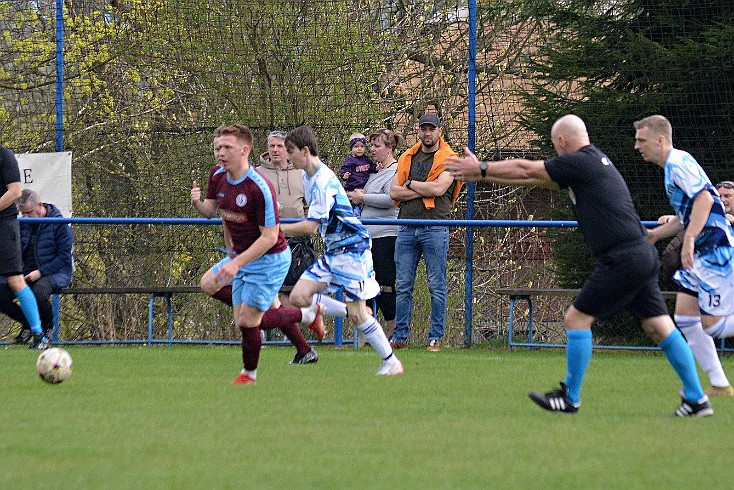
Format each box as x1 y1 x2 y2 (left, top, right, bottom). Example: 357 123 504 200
206 165 287 255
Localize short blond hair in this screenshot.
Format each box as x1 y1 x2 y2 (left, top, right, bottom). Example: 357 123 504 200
633 115 673 143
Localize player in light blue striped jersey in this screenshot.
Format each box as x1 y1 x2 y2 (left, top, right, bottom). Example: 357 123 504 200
280 125 404 376
637 116 734 365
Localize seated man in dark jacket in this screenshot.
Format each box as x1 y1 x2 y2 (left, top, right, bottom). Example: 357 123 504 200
1 189 74 343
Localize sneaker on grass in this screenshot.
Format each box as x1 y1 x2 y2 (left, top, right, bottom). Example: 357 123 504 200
29 333 49 351
705 385 734 397
674 395 714 417
231 373 256 385
427 339 442 351
376 359 404 376
290 348 318 364
389 338 408 349
528 382 579 414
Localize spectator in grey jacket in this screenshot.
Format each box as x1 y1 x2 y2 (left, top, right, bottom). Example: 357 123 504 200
347 129 401 337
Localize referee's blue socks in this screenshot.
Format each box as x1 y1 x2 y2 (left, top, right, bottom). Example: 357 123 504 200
15 286 42 334
660 328 705 402
565 329 593 404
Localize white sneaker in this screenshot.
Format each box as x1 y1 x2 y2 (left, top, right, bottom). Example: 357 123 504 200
376 359 404 376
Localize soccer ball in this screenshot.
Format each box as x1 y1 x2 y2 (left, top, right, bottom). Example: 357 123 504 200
36 348 73 384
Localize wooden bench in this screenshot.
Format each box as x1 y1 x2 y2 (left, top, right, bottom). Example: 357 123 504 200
496 287 679 351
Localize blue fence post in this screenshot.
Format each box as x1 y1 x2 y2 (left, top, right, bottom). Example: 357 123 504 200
333 288 344 346
148 294 155 347
51 293 60 343
55 0 64 152
463 0 478 348
166 294 173 347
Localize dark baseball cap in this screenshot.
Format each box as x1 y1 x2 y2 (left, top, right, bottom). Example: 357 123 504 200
418 113 441 128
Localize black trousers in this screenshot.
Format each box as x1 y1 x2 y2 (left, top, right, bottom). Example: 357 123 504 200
371 236 397 322
0 276 57 332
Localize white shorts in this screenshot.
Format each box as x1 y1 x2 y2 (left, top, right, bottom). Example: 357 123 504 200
674 245 734 316
302 250 380 302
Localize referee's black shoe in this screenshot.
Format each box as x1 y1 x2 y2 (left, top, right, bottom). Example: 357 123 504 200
29 333 49 350
674 395 714 417
528 382 580 414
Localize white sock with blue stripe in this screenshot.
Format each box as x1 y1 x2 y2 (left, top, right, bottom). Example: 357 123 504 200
704 316 734 340
310 293 347 318
357 318 393 360
676 314 730 387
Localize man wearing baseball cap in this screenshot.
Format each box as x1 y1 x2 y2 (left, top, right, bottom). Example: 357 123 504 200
389 112 462 351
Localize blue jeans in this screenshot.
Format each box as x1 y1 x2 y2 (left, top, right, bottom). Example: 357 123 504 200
392 225 449 342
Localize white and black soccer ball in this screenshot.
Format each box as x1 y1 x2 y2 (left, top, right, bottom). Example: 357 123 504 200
36 348 73 384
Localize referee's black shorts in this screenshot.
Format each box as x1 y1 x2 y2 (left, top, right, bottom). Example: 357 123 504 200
0 218 23 277
574 240 669 321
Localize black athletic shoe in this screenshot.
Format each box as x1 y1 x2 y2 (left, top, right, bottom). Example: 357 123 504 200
289 348 318 364
13 329 32 345
528 382 579 414
29 333 49 350
674 395 714 417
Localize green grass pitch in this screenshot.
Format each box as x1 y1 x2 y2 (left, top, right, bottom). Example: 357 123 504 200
2 345 733 489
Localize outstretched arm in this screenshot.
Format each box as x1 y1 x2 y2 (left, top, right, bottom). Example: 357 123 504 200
280 218 319 237
647 216 683 244
445 148 558 189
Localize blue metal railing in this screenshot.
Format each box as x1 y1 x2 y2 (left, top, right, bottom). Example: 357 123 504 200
6 216 684 350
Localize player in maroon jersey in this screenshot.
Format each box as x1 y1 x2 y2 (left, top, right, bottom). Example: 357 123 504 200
191 124 322 383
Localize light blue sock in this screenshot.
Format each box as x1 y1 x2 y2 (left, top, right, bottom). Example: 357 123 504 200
565 329 593 404
15 286 42 334
660 328 705 402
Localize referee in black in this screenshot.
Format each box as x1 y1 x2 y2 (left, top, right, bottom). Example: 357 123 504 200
444 114 711 417
0 146 47 349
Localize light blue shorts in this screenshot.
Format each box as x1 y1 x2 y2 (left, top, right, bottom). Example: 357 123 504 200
216 248 291 311
302 249 380 302
674 245 734 316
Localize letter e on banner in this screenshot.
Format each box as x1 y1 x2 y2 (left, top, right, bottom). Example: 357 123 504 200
16 152 73 217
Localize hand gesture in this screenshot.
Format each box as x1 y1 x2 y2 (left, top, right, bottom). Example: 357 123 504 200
191 180 201 203
445 148 483 182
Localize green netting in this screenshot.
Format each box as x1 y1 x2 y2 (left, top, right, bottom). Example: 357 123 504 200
1 1 733 346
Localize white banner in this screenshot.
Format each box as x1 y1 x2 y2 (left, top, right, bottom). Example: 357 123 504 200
16 152 73 217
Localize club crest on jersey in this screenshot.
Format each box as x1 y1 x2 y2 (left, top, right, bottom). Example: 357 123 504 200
236 194 248 207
